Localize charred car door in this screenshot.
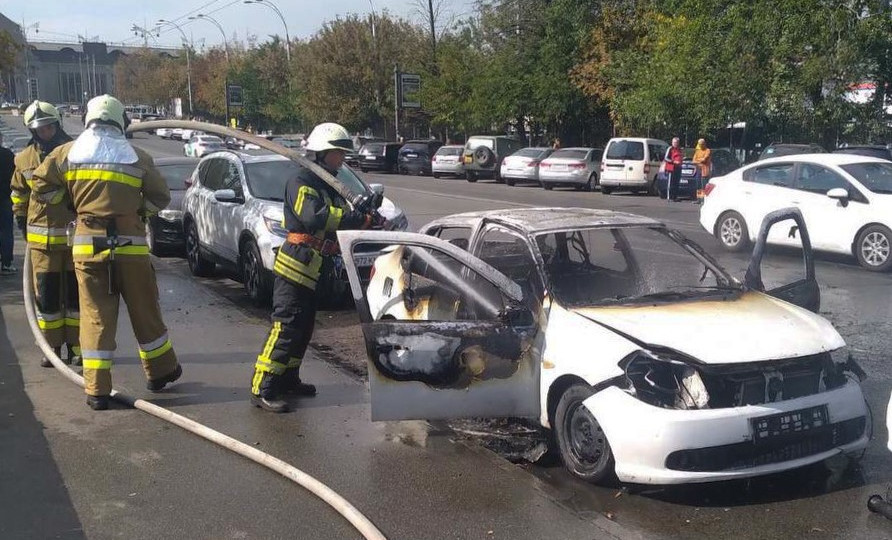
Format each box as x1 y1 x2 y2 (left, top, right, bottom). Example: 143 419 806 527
744 207 820 312
338 230 540 421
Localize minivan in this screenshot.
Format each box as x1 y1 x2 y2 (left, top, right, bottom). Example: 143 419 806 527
600 137 669 195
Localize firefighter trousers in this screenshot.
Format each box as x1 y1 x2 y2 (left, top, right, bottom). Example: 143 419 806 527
31 248 80 353
252 276 317 397
75 256 179 396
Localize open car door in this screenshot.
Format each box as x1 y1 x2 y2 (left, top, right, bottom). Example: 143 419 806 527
338 230 540 421
744 207 820 312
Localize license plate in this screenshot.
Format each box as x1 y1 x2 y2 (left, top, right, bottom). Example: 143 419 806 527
553 165 567 171
680 179 688 184
365 156 376 161
751 405 829 443
405 153 418 158
354 253 380 267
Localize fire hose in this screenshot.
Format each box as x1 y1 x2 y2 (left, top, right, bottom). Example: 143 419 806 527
868 495 892 521
19 121 388 539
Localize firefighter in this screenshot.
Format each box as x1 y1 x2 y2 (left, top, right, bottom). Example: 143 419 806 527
10 101 80 367
30 94 182 410
251 122 385 413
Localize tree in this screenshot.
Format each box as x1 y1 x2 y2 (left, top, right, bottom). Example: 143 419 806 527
0 30 22 95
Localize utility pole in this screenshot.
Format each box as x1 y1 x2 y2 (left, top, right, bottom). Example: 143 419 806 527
394 65 400 141
158 19 194 116
190 14 231 125
427 0 437 60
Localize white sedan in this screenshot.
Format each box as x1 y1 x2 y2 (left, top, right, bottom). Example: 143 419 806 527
700 154 892 271
184 135 225 158
337 207 868 485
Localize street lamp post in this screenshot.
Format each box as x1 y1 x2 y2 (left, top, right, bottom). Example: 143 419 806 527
157 19 194 116
189 14 231 125
243 0 290 62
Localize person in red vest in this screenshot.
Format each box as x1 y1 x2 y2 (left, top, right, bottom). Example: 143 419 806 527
664 137 684 201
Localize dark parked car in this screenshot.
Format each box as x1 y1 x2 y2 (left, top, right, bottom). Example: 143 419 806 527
658 148 741 199
358 142 403 173
398 140 443 175
146 157 199 255
346 136 383 168
758 143 825 161
833 145 892 161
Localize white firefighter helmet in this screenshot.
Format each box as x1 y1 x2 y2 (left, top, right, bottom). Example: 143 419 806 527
84 94 126 132
23 100 62 129
305 122 353 153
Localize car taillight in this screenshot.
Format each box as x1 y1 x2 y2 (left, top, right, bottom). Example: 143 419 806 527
432 156 438 162
643 164 650 174
703 182 716 197
540 162 551 168
569 162 586 169
527 160 539 167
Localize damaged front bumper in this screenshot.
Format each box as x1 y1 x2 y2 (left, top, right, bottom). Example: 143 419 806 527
585 380 868 485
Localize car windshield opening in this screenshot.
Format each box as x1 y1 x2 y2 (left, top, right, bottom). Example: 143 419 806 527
535 227 738 308
401 143 429 153
157 164 196 190
606 140 644 160
361 143 385 154
514 148 547 158
551 149 588 160
436 147 462 156
840 162 892 194
245 161 296 201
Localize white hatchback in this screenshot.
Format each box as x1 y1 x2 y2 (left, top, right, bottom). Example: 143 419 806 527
700 154 892 271
337 207 868 485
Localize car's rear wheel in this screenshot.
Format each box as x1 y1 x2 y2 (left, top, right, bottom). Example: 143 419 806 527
855 224 892 272
185 220 215 277
241 239 273 306
543 182 553 191
555 383 615 484
466 171 478 183
601 186 613 195
505 176 515 186
578 173 597 192
716 211 750 252
432 172 441 179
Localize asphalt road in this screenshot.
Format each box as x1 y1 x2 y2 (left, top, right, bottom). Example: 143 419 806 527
3 116 891 539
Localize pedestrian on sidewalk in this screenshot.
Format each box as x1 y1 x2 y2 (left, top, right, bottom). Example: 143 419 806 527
0 132 15 275
692 138 712 186
664 137 684 201
9 101 80 367
250 122 386 413
31 94 182 411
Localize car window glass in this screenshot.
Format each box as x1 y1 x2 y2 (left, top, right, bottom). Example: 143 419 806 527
514 148 544 158
747 163 794 187
436 146 462 156
222 161 242 191
157 163 196 190
794 163 850 194
245 161 295 201
433 226 472 250
606 140 644 160
201 159 227 190
466 138 494 151
477 228 543 308
840 162 892 194
551 149 588 160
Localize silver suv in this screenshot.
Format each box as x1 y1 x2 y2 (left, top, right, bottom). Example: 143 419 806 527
182 151 408 305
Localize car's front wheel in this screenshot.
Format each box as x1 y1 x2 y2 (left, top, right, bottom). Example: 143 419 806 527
466 171 478 183
432 172 441 179
716 211 750 252
241 239 273 306
185 220 215 276
601 186 613 195
554 383 615 484
855 224 892 272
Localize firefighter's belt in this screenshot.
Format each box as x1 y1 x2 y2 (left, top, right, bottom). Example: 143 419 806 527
286 232 339 256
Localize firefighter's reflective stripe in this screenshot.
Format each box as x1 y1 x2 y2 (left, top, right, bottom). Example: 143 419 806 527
26 225 69 245
273 249 321 289
82 349 113 370
64 163 145 188
287 356 302 368
253 322 288 395
37 311 65 330
324 206 343 232
71 235 149 257
10 190 27 204
294 185 318 216
138 334 173 360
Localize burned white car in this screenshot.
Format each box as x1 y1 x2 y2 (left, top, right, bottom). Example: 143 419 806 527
337 208 869 485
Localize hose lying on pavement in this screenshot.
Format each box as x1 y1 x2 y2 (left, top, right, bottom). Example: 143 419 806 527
22 250 387 540
868 495 892 521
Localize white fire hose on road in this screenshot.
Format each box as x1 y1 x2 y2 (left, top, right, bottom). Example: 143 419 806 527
20 118 388 539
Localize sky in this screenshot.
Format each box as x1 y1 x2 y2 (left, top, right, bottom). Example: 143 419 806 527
6 0 477 50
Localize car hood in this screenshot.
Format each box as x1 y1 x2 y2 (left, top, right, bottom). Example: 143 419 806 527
571 292 844 364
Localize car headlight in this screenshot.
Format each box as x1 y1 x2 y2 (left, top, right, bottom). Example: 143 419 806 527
157 209 184 221
621 350 709 410
263 217 288 238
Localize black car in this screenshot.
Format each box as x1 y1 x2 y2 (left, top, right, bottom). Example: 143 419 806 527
758 143 825 161
833 145 892 161
146 157 199 255
397 140 443 175
358 142 402 173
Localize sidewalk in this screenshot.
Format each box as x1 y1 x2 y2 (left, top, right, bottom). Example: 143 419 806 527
0 241 632 540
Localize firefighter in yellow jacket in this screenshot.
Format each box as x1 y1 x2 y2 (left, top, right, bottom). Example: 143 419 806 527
31 94 182 410
10 101 79 367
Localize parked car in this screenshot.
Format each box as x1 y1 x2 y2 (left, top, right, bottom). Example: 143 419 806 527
180 128 204 141
700 154 892 271
170 128 186 140
346 136 383 168
462 135 525 183
182 152 409 305
337 207 867 485
146 157 199 255
500 147 553 186
398 140 443 176
657 147 741 199
539 147 603 191
431 145 465 178
184 135 225 158
833 145 892 161
600 137 669 195
271 137 302 150
758 143 825 161
155 127 174 139
10 136 30 154
358 142 403 173
224 136 244 150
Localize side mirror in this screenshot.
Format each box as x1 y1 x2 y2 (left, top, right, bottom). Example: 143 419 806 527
214 189 242 203
369 183 384 195
827 187 849 207
501 305 534 327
